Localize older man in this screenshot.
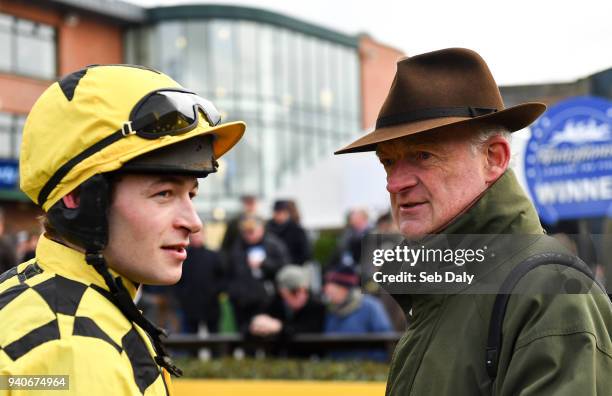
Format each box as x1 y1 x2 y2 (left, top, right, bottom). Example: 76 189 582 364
336 48 611 395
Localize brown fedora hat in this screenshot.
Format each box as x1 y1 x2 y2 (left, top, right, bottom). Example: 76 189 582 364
335 48 546 155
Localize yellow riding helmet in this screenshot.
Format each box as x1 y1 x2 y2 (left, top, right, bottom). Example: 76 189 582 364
20 64 246 211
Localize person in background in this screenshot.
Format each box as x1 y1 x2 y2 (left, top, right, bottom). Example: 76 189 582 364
137 284 181 334
226 215 289 330
220 194 258 256
266 200 311 265
374 211 398 234
368 211 406 332
249 264 325 357
330 208 372 269
323 266 392 361
15 229 41 263
286 200 303 225
0 207 16 273
173 226 224 334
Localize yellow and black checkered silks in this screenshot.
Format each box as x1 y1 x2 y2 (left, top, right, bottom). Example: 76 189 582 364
0 236 173 395
20 65 245 211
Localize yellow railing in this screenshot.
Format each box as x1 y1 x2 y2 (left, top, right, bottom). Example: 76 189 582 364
173 379 386 396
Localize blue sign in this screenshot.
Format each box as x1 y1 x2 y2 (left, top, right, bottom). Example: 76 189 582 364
0 159 19 190
524 96 612 224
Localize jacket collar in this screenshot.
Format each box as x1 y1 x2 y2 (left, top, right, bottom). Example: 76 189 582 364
35 235 138 299
441 169 543 235
397 169 544 313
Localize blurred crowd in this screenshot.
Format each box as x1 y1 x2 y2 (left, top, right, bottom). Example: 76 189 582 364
0 208 40 273
0 199 405 361
4 198 606 362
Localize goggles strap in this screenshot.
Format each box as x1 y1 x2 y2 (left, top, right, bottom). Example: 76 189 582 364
38 131 124 206
86 252 183 377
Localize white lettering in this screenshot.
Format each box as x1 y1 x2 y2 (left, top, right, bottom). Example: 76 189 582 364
535 176 612 205
372 249 384 266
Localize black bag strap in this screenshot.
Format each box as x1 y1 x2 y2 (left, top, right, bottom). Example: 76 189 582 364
485 252 610 380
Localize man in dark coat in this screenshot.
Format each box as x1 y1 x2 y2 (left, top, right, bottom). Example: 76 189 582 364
226 215 289 330
0 208 17 274
266 200 311 265
220 194 258 256
330 208 371 268
173 227 224 334
249 265 325 357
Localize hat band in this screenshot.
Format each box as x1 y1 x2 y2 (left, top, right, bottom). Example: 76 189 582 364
376 106 498 129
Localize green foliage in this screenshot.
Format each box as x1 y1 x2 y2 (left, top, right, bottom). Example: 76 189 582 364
175 358 389 381
313 229 341 267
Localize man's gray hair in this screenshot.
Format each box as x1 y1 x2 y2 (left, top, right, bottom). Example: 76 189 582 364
471 126 511 153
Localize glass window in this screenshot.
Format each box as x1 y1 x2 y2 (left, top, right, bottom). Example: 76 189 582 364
209 20 236 102
0 13 56 79
0 14 12 71
124 27 153 67
157 21 186 82
124 19 362 209
236 21 258 98
184 21 209 94
238 123 262 194
346 49 360 124
0 113 11 158
258 24 275 101
14 115 26 158
303 36 316 108
0 13 11 28
258 25 278 127
0 112 25 159
38 24 53 39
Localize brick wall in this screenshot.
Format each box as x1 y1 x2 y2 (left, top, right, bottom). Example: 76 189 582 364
358 35 405 130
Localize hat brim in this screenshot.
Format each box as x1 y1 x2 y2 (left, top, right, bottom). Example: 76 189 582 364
334 102 546 155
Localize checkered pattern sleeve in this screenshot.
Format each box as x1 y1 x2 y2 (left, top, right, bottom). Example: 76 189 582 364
0 262 171 395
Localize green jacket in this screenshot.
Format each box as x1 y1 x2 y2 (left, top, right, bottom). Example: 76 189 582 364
385 170 612 395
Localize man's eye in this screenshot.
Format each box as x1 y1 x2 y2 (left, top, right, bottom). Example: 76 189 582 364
155 190 171 198
380 158 394 167
416 151 432 161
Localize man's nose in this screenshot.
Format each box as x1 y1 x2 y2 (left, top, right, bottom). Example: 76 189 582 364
176 199 203 234
386 160 419 194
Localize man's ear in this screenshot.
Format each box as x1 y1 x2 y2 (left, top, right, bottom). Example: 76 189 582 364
484 135 511 184
61 190 80 209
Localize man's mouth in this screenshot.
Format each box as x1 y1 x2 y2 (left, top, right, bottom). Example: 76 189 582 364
161 244 188 259
162 245 185 252
400 201 427 210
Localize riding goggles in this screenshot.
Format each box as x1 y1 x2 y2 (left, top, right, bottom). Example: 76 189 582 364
37 88 222 206
122 88 222 139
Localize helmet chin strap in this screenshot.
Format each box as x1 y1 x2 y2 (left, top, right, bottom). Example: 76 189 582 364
85 252 183 377
48 174 182 377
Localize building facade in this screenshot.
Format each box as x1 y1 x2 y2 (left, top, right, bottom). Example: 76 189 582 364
358 34 404 130
125 5 363 216
0 0 141 231
0 1 378 230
